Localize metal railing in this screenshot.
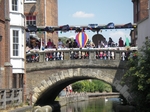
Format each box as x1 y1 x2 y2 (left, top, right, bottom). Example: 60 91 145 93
0 88 23 109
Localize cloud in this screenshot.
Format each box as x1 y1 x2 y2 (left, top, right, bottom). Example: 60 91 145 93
108 31 130 43
69 35 76 39
72 11 94 18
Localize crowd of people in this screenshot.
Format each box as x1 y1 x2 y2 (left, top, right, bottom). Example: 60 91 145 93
26 36 130 51
26 36 134 62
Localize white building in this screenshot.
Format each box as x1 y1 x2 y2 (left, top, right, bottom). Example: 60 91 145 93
137 0 150 49
9 0 25 88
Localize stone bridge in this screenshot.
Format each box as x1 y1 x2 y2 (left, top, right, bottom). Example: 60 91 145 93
26 47 137 106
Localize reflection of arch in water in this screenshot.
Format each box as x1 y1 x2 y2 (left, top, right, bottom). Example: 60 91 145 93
92 34 105 47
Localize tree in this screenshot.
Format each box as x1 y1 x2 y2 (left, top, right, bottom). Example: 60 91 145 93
123 40 150 112
58 36 69 45
72 80 112 93
59 37 74 45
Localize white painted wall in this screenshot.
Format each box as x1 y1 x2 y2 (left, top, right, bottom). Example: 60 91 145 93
137 19 150 48
9 0 25 73
137 0 150 49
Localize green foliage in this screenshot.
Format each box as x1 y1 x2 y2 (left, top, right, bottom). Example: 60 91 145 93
72 81 85 92
72 80 112 93
59 36 74 45
86 39 91 44
123 40 150 112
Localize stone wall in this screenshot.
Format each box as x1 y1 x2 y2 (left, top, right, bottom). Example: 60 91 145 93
25 59 133 105
0 0 12 89
24 0 58 45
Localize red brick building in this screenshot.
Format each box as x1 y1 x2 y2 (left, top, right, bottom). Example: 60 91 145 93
0 0 13 89
24 0 58 47
131 0 149 46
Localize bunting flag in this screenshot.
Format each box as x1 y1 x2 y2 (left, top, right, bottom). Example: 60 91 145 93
61 24 70 31
88 24 98 28
38 28 41 33
27 26 37 32
124 23 132 28
106 22 115 29
45 27 54 33
26 23 136 32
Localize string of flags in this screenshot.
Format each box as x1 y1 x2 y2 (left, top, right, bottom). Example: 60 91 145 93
26 22 137 33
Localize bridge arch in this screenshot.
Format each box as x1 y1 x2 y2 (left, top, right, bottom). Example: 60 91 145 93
32 68 116 105
30 67 126 106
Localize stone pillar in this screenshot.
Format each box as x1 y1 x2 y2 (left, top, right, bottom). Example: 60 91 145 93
16 74 19 88
23 73 26 103
4 62 12 89
63 50 70 60
4 0 13 89
89 50 96 59
39 51 45 62
115 51 121 60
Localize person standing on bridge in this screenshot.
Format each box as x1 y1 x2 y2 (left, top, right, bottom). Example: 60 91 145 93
118 37 124 47
108 37 113 47
47 39 53 48
58 38 63 49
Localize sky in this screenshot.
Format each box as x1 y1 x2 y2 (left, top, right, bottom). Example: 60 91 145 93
58 0 133 44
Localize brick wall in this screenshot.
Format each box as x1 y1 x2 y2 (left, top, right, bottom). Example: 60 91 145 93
0 0 5 22
139 0 148 21
24 0 58 46
0 0 5 88
133 0 148 23
46 0 58 45
0 0 12 89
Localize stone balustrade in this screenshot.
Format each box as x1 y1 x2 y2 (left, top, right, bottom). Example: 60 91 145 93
26 47 138 63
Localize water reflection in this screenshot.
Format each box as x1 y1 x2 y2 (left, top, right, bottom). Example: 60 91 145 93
55 97 120 112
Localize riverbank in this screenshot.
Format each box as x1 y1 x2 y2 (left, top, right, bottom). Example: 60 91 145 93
87 92 120 98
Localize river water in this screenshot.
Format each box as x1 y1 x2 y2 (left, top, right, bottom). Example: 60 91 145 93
54 97 120 112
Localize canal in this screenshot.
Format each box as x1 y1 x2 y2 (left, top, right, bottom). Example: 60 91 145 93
54 97 120 112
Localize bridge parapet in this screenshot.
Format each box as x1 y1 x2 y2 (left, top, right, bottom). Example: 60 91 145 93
26 47 137 63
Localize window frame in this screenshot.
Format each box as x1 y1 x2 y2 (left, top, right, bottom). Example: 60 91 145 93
12 0 18 11
12 30 19 56
26 15 36 26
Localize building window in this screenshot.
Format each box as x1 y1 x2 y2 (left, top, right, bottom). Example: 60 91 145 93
12 0 18 11
13 30 19 56
26 15 36 26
